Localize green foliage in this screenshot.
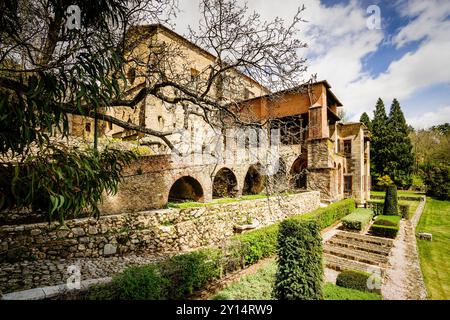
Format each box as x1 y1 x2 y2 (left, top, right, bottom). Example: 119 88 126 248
90 264 170 300
274 219 323 300
367 201 384 216
212 260 381 300
232 199 355 266
323 283 381 300
385 99 414 188
376 175 394 188
423 163 450 200
233 224 279 265
373 215 400 227
370 224 399 238
383 185 399 215
336 270 380 293
89 248 222 300
162 249 223 299
341 208 374 231
371 98 389 183
399 204 410 219
360 112 372 131
0 144 136 222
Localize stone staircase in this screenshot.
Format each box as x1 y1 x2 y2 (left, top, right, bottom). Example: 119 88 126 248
324 231 394 275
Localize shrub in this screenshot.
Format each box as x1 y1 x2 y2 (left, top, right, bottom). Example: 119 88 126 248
373 215 400 227
232 224 279 265
162 248 222 299
383 185 399 215
367 201 383 216
341 208 374 231
376 175 394 188
399 204 410 219
336 270 380 293
423 164 450 200
90 263 170 300
370 225 399 238
89 248 222 300
274 219 323 300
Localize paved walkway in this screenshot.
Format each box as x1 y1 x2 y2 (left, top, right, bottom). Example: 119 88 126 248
381 199 427 300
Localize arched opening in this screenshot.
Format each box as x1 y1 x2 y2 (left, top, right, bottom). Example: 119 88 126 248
243 164 266 195
213 168 238 198
168 176 204 203
290 155 308 189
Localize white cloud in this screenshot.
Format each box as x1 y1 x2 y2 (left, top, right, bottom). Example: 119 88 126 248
407 105 450 129
173 0 450 128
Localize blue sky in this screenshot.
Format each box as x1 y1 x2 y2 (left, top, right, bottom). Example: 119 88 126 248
175 0 450 128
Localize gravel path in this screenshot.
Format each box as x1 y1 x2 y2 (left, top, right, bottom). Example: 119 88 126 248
381 201 427 300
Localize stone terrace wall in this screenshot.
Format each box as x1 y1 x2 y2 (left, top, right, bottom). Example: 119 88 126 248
0 191 320 263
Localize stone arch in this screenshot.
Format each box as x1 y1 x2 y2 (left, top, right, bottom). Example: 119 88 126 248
213 167 238 198
290 155 308 189
168 176 204 203
243 164 266 195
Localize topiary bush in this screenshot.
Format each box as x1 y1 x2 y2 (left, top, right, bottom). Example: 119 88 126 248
370 225 399 238
383 185 398 215
336 270 380 294
274 219 323 300
341 208 374 231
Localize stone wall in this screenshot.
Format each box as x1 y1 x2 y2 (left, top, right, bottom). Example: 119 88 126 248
0 191 320 263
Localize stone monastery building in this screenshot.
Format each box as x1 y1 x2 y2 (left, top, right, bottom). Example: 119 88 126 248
71 24 371 213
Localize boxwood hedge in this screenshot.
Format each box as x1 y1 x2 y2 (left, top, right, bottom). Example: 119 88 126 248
341 208 374 231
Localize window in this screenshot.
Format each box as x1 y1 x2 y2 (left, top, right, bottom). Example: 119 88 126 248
85 122 91 132
108 121 113 130
344 176 352 194
344 139 352 154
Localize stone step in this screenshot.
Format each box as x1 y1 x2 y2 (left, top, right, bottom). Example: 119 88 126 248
324 244 389 267
334 231 394 247
327 237 391 256
324 253 385 277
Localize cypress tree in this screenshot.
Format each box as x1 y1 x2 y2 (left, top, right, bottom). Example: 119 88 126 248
386 99 414 188
274 219 323 300
370 98 389 182
360 112 372 131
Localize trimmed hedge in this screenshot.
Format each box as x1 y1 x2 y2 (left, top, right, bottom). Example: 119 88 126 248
274 219 323 300
89 248 222 300
373 215 400 227
383 185 399 215
342 208 374 231
232 199 355 265
367 201 383 216
399 204 410 219
336 270 380 293
370 225 399 238
370 214 400 238
368 200 411 219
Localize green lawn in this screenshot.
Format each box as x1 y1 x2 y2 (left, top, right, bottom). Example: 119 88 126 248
167 192 296 209
417 198 450 299
167 194 268 209
212 260 381 300
370 190 424 198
